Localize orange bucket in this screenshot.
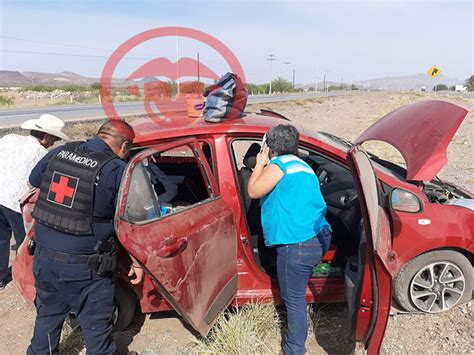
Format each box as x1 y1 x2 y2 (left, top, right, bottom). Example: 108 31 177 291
186 97 205 117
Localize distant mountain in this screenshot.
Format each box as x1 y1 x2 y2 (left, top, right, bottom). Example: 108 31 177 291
1 70 465 90
358 74 463 90
295 73 463 91
295 81 340 90
0 70 127 87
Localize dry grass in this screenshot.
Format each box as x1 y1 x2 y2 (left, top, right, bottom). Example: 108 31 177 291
183 303 282 354
176 302 333 355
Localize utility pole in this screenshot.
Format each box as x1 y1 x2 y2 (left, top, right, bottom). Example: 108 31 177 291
323 73 326 92
283 61 292 92
176 35 180 97
197 52 200 82
267 54 276 94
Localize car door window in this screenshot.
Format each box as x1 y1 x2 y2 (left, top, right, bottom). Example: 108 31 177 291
123 143 215 224
124 162 160 223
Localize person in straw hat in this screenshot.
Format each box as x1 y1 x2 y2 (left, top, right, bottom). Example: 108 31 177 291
0 114 68 290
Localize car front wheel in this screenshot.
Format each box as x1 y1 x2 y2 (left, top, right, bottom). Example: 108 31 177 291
394 250 473 313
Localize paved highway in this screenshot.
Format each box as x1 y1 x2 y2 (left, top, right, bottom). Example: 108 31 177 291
0 92 342 128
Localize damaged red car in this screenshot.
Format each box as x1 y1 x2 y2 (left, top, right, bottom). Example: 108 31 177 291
13 100 473 354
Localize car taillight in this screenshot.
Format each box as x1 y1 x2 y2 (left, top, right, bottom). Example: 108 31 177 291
390 188 422 213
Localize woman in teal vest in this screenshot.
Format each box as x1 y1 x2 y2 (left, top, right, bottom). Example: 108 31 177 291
248 124 332 355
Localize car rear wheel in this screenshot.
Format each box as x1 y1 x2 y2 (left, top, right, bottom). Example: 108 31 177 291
113 280 137 332
394 250 473 313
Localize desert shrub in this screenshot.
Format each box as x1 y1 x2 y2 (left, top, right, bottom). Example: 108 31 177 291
62 84 88 92
144 82 172 99
22 85 56 92
0 95 14 106
188 303 282 354
464 75 474 92
271 77 293 93
179 81 205 94
433 84 448 91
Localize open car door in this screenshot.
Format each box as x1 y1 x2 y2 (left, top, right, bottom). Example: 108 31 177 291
345 146 397 354
116 138 238 335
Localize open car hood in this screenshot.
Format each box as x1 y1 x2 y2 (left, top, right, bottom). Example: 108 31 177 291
355 100 468 181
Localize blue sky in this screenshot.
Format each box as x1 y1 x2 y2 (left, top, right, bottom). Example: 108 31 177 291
1 0 472 84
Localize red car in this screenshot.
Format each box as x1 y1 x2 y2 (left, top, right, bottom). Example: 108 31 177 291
13 100 473 354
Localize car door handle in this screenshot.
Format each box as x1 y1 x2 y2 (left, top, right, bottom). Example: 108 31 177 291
156 237 188 258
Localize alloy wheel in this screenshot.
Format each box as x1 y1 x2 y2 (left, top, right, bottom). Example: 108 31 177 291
409 261 465 313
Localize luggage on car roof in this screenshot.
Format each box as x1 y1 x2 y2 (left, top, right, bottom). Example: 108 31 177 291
203 72 247 123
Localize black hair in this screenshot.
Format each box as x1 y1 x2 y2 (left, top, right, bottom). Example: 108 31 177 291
97 120 135 143
266 124 299 156
30 130 47 140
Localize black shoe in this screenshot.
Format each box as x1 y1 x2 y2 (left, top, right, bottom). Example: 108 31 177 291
0 280 6 290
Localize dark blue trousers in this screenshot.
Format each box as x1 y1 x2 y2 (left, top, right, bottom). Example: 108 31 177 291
27 252 117 355
276 227 331 355
0 204 26 283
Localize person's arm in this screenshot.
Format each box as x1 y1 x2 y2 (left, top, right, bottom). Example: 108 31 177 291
29 147 61 187
247 146 284 199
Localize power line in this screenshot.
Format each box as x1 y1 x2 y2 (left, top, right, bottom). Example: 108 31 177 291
0 49 151 61
0 35 116 53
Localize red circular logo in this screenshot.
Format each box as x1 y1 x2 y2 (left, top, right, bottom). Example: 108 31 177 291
100 27 246 125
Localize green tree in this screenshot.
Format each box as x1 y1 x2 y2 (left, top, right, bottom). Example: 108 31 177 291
246 83 259 95
91 82 101 90
270 77 293 93
449 85 456 91
433 84 448 91
464 75 474 92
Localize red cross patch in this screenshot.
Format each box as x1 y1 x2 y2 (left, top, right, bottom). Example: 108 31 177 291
47 172 79 208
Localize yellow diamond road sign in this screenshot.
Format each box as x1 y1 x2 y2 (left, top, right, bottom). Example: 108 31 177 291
427 65 441 78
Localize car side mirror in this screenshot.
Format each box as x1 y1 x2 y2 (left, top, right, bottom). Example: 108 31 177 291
390 188 423 213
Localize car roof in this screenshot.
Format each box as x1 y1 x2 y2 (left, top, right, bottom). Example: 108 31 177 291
132 112 305 143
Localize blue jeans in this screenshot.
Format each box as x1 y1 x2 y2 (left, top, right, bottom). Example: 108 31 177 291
276 227 332 355
0 205 26 283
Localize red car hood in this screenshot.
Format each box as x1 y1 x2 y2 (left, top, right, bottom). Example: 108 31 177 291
355 100 468 181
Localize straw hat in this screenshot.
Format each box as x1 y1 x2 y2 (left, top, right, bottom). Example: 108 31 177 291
21 114 69 140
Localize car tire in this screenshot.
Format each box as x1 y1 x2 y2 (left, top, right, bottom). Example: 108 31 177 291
113 281 137 332
394 250 473 313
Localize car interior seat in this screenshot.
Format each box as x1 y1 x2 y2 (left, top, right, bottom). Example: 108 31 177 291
237 143 277 275
238 143 261 214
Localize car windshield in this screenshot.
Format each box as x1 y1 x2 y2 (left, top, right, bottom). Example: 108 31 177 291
305 129 352 152
307 129 407 180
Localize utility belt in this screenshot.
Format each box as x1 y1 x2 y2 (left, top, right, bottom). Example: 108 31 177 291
30 239 117 277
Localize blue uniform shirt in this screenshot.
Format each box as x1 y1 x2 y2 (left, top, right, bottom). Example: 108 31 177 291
261 154 331 246
29 137 126 254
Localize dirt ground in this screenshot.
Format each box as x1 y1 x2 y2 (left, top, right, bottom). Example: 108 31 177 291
0 92 472 354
